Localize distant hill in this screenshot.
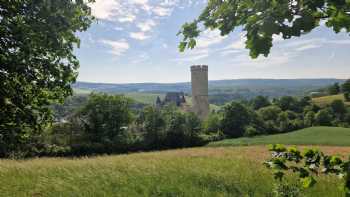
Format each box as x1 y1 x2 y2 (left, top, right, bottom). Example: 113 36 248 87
74 79 344 93
73 79 345 105
312 94 350 107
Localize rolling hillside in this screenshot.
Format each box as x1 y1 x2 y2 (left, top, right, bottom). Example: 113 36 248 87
209 127 350 147
312 94 350 107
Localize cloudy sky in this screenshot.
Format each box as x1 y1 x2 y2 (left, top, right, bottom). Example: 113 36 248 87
75 0 350 83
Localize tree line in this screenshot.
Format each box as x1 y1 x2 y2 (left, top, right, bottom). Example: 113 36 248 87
2 91 350 158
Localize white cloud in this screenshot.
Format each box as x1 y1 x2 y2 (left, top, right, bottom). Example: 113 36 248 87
130 0 148 4
220 50 241 56
160 0 179 6
326 40 350 45
153 6 173 16
118 14 136 23
228 51 291 68
137 19 157 32
100 39 130 56
273 34 284 42
196 29 228 48
295 44 321 51
130 32 150 40
131 52 150 64
173 49 209 62
114 27 124 31
224 33 247 50
129 0 152 12
89 0 121 21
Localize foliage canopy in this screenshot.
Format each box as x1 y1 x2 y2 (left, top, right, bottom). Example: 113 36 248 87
0 0 94 156
178 0 350 58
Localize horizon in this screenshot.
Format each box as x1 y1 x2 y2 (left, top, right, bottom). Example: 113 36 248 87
75 0 350 84
75 77 346 85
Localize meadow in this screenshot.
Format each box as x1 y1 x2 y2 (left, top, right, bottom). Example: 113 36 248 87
209 127 350 147
1 145 350 197
1 126 350 196
312 94 350 107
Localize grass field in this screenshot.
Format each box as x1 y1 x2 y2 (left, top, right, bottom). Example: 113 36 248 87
123 92 164 105
209 127 350 147
1 146 350 197
312 94 350 107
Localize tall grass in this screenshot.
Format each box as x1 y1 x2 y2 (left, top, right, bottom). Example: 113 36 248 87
0 146 347 197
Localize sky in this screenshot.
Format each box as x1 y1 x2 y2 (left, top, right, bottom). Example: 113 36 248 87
75 0 350 84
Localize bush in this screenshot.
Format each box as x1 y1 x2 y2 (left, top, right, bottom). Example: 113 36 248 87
244 126 260 137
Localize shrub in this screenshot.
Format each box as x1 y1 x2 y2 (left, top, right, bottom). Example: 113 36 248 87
244 126 259 137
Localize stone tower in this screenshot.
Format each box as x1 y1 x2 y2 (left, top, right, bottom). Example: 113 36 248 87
191 65 209 120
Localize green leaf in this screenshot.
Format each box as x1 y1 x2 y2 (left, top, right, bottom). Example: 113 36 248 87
301 177 316 188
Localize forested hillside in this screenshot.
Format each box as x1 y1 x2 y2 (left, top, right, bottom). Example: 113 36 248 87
74 79 344 105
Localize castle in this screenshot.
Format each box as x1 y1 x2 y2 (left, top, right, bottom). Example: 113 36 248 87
156 92 186 107
155 65 209 120
191 65 209 120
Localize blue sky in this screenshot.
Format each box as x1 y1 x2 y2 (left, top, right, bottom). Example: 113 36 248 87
75 0 350 83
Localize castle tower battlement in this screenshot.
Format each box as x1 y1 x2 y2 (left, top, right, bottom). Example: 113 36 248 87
191 65 209 120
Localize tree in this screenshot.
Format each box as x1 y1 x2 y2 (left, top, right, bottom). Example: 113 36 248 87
164 110 187 148
342 79 350 101
178 0 350 58
328 83 341 95
304 111 316 127
258 105 282 121
184 112 203 146
330 100 347 120
315 109 333 126
221 102 252 138
275 96 302 112
277 112 292 132
203 112 222 133
76 93 133 146
141 106 166 149
250 96 271 110
0 0 94 157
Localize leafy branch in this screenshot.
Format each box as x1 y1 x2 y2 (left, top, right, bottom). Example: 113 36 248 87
264 144 350 196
